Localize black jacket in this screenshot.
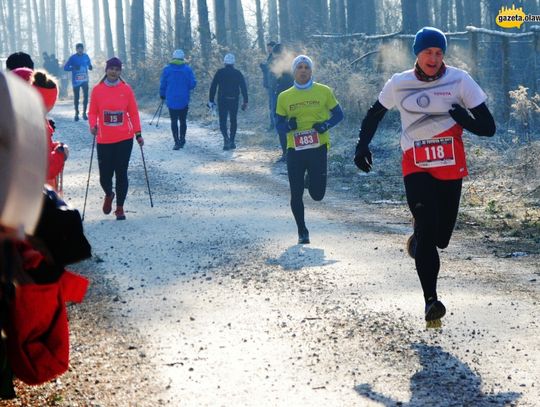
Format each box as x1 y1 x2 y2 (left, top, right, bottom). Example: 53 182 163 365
209 65 248 103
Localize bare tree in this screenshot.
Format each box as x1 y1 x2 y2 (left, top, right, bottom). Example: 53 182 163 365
14 0 21 50
278 0 290 42
76 0 86 45
93 0 102 56
455 0 465 30
39 0 48 51
116 0 127 63
255 0 265 52
227 0 239 47
153 0 161 56
61 0 69 59
268 0 278 41
0 0 6 55
103 0 115 57
401 0 417 34
235 0 248 47
48 0 56 54
184 0 193 51
130 0 146 62
124 0 131 50
26 0 35 55
165 0 173 48
5 0 16 51
214 0 227 46
174 0 184 50
320 0 329 33
31 0 44 56
197 0 211 65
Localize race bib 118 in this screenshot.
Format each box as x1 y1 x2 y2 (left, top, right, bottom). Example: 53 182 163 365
413 137 456 168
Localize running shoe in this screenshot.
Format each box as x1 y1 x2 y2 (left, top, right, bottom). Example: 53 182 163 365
82 112 88 120
102 192 115 215
298 228 310 244
173 143 181 150
74 113 79 122
114 206 126 220
425 299 446 321
229 141 236 149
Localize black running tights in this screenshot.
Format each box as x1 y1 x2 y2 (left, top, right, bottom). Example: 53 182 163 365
404 172 462 303
218 98 239 140
287 145 328 232
97 138 133 206
169 107 188 143
73 82 89 113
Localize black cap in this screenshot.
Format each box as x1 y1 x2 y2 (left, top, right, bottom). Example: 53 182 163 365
76 43 84 49
6 52 34 71
267 41 277 47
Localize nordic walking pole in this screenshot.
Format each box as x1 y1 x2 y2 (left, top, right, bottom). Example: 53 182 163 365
139 144 154 207
149 100 163 126
82 134 96 222
155 100 164 128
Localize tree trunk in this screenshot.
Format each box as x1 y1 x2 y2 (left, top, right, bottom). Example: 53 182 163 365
26 0 35 56
320 0 328 33
103 0 115 57
227 0 238 48
61 0 69 60
455 0 465 30
346 0 359 33
48 0 56 54
0 0 6 55
214 0 226 46
76 0 86 46
401 0 417 34
278 0 290 42
174 0 184 50
93 0 102 56
255 0 265 52
184 0 193 51
363 0 376 34
130 0 146 62
32 0 43 57
14 0 21 50
236 0 248 48
124 0 131 50
153 0 161 57
287 0 302 40
165 0 172 49
416 0 429 28
197 0 211 66
440 0 449 31
466 1 481 27
116 0 127 63
268 0 278 41
336 0 346 33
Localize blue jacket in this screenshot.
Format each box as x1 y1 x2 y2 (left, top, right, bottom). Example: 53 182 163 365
159 60 197 109
63 53 92 87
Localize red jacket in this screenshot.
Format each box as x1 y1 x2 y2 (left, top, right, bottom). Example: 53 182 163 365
88 80 141 144
47 120 64 181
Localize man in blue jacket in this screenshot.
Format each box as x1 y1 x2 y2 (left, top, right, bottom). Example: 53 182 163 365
160 49 197 150
63 43 92 121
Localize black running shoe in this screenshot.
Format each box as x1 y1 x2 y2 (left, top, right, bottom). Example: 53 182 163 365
425 299 446 321
298 229 310 244
173 143 180 150
229 141 236 149
74 113 79 122
82 112 88 120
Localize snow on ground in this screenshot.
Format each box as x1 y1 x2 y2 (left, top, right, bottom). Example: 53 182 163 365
52 100 539 406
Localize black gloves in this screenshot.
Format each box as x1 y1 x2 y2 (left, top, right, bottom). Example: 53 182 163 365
354 143 373 173
312 122 330 133
448 104 471 126
287 117 298 131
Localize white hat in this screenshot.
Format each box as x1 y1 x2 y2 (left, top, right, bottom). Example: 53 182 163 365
224 53 235 65
173 49 185 59
292 55 313 72
0 72 47 235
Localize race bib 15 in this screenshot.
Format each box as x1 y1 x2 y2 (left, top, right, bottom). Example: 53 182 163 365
103 111 124 126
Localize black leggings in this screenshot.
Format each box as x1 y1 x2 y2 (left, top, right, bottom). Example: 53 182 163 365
404 172 462 303
73 82 89 113
218 98 239 141
97 138 133 207
169 107 188 143
287 145 328 231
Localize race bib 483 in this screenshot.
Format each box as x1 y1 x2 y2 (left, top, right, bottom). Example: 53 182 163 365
293 129 320 151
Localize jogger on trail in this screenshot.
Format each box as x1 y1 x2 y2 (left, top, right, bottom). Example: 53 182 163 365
208 53 248 150
64 43 93 121
353 27 495 324
88 57 143 221
276 55 344 244
159 49 197 150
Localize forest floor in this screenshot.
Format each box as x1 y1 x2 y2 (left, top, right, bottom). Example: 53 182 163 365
2 100 538 407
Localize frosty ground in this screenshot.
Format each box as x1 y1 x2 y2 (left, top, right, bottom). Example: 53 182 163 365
4 100 539 406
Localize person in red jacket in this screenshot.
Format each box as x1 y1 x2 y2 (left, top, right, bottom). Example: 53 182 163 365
88 57 143 220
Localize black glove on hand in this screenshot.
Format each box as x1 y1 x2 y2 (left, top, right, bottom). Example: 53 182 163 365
287 117 298 131
449 104 471 126
312 122 330 133
354 143 373 173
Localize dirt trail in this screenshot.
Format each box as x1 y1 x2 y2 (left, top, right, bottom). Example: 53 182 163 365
29 101 539 406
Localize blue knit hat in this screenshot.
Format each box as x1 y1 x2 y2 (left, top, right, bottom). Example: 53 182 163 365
413 27 447 55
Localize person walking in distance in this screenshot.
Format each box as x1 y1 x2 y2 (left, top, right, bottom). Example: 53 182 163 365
276 55 344 244
159 49 197 150
208 53 248 150
353 27 496 326
64 43 93 121
88 57 144 221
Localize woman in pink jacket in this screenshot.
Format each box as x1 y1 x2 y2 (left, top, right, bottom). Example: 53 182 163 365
88 57 143 220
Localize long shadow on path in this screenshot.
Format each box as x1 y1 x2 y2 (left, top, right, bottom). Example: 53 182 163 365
355 343 520 406
266 245 338 271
